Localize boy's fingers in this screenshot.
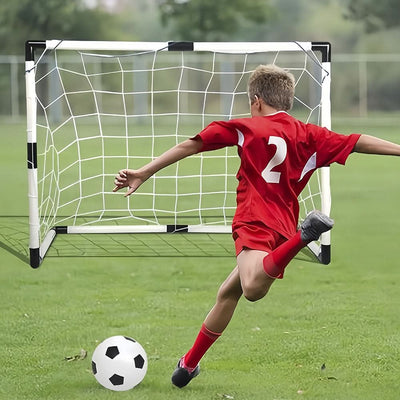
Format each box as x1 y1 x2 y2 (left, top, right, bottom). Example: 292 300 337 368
119 170 128 179
113 170 137 195
115 174 126 183
124 186 136 197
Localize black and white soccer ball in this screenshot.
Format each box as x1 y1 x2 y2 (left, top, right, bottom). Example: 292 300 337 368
91 335 148 391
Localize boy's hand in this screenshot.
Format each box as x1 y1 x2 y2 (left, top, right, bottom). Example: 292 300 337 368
113 169 146 197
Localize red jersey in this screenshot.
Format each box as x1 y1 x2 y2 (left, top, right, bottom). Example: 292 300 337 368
194 111 360 239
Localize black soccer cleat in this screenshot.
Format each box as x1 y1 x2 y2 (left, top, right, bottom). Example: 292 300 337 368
300 210 334 243
171 358 200 388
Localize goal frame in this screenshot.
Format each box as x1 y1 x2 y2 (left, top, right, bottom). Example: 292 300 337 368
25 40 332 268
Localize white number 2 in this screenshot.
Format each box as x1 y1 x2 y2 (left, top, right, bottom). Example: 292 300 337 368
261 136 287 184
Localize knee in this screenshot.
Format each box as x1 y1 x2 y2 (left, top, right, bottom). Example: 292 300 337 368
241 282 268 302
237 250 275 302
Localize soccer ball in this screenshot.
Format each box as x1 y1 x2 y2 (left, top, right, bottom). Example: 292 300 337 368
91 335 148 391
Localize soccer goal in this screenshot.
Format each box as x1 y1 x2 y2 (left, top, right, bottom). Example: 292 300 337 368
25 40 332 268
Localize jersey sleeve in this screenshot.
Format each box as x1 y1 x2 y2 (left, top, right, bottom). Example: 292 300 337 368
192 121 239 152
312 126 361 167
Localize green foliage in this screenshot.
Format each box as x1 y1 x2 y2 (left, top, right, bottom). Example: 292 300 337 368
0 0 121 54
0 0 399 57
117 1 167 41
345 0 400 32
158 0 275 41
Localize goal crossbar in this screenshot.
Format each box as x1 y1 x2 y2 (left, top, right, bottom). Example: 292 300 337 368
35 40 315 53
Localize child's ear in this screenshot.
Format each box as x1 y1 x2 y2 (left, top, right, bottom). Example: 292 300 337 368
254 95 263 110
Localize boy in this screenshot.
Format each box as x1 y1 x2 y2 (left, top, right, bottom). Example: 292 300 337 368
113 64 400 388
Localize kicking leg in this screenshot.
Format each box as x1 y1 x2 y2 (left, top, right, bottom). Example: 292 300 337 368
171 211 333 387
204 266 243 332
171 266 242 388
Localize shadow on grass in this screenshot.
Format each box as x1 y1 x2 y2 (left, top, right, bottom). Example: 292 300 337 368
0 216 236 266
46 232 236 258
0 216 319 267
0 216 30 265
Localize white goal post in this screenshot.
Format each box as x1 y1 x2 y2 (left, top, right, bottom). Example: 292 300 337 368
25 40 332 268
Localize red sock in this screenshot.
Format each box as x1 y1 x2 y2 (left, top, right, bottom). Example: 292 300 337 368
182 323 221 372
263 231 306 279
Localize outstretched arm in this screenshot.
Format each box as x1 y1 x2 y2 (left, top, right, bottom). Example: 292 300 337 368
113 137 203 196
354 134 400 156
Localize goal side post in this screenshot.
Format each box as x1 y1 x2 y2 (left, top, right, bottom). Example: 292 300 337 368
312 42 331 265
26 41 45 268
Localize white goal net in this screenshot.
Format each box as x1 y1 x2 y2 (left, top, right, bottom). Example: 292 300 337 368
26 41 331 268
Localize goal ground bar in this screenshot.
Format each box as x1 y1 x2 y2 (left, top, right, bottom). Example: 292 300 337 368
30 224 232 268
58 225 231 234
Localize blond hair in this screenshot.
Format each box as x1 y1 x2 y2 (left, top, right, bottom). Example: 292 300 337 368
248 64 295 111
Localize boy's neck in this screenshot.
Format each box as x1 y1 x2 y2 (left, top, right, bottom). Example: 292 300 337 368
262 104 280 116
250 98 284 117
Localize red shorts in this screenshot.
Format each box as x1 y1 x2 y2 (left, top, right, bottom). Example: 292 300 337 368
232 221 287 256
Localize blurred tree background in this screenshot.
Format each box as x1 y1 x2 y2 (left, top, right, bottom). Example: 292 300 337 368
1 0 399 54
0 0 399 117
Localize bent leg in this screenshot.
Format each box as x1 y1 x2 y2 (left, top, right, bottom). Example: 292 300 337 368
237 249 275 302
262 231 305 279
237 233 313 302
263 211 334 278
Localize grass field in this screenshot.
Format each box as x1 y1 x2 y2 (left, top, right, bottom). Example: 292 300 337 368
1 118 400 400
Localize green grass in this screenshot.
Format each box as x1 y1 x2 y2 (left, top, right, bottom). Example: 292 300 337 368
1 118 400 399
